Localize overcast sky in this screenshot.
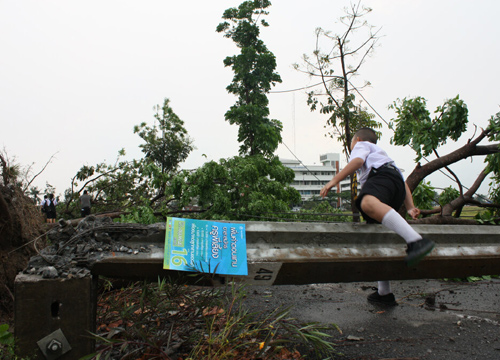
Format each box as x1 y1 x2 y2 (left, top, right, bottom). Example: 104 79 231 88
1 0 499 198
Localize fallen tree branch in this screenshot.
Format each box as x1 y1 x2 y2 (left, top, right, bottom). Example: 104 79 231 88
442 167 490 216
406 124 498 191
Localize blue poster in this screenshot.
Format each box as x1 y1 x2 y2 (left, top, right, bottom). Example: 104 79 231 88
164 217 248 276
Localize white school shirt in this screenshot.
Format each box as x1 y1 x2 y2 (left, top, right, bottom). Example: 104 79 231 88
350 141 403 186
41 198 57 206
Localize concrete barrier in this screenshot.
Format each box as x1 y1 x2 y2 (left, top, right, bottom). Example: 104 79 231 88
14 222 500 359
94 222 500 284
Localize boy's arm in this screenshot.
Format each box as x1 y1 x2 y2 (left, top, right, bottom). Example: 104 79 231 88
320 158 364 198
404 182 420 220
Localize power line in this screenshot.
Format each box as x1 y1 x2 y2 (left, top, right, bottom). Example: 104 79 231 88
269 79 335 94
281 142 323 183
347 80 390 127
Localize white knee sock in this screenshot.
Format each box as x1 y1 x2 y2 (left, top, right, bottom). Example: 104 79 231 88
381 209 422 244
378 281 392 296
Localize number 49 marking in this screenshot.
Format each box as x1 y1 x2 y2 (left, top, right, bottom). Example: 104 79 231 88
254 268 273 281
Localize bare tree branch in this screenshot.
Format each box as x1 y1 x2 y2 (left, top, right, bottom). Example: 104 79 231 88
433 148 463 197
23 152 58 192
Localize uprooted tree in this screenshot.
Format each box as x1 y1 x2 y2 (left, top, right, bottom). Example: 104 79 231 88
0 152 46 318
390 95 500 224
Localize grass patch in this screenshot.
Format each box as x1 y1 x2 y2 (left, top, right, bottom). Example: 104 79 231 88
444 275 499 283
0 324 16 360
82 278 340 359
459 206 485 218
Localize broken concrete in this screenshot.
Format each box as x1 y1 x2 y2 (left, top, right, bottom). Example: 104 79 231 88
23 216 164 279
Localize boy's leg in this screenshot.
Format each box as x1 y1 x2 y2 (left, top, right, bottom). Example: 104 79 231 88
367 281 397 306
360 195 421 243
377 280 391 296
360 194 435 267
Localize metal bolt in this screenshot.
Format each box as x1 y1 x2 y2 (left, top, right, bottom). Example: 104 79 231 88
46 339 62 353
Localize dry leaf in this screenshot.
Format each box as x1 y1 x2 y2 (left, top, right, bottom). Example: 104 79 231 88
202 306 225 317
108 320 123 328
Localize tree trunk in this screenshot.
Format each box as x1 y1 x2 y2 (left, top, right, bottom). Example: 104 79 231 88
350 174 360 222
409 216 478 225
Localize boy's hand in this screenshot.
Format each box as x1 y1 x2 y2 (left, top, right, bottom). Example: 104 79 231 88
407 207 420 220
320 180 336 198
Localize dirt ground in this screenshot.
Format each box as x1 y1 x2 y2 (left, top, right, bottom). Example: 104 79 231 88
245 279 500 359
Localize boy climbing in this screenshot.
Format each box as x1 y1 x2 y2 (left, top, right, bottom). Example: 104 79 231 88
320 128 435 306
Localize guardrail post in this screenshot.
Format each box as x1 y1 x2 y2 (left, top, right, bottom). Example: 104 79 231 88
14 274 97 359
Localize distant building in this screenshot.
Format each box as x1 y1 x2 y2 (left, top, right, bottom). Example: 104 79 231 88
281 153 352 205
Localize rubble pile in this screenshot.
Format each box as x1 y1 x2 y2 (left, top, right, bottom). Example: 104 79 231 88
23 216 165 279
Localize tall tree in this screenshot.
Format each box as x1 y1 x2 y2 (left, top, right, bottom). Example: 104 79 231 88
216 0 283 157
295 1 382 156
168 1 300 221
295 2 381 219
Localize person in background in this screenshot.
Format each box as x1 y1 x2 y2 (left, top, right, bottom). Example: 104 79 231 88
80 190 92 217
45 193 57 224
40 195 48 222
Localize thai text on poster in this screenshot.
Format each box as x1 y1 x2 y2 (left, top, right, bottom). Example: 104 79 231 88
164 217 247 276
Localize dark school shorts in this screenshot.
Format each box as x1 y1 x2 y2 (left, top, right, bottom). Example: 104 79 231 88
355 166 406 224
81 207 91 216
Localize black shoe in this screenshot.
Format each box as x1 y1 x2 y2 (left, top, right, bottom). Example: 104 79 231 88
405 237 435 267
367 290 398 306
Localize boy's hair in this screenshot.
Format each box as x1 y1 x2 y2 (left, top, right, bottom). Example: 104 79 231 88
354 128 378 144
